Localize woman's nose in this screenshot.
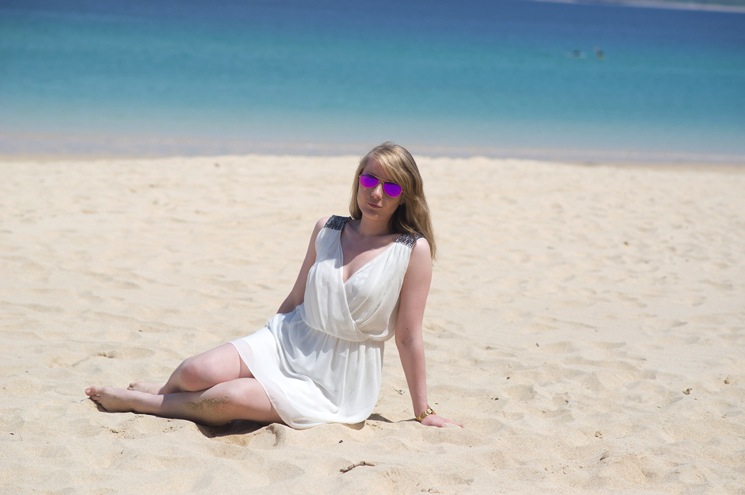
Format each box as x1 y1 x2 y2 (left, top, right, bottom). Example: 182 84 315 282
371 183 384 198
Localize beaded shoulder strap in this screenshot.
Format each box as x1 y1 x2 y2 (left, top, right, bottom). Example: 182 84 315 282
324 215 349 231
395 232 422 248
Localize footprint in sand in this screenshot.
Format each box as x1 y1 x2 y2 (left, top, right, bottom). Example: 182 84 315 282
249 423 291 449
96 347 155 359
503 384 536 401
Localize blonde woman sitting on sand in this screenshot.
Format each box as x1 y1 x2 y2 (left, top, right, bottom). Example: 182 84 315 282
86 142 461 429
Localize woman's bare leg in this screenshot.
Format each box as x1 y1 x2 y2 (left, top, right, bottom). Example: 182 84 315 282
85 378 281 426
127 382 161 394
127 343 250 395
85 343 280 425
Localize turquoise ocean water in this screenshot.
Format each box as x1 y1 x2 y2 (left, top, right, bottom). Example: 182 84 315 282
1 0 744 161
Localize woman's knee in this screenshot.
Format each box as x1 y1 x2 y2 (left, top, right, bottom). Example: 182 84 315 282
173 358 204 386
178 347 237 381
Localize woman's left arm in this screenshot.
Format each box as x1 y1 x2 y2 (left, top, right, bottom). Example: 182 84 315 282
395 238 463 428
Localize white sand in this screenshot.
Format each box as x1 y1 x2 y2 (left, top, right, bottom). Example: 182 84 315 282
1 155 743 494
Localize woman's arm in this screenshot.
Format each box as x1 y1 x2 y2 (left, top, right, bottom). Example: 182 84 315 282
395 238 462 428
276 217 327 314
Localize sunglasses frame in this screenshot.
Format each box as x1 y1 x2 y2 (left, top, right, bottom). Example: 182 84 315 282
358 173 403 198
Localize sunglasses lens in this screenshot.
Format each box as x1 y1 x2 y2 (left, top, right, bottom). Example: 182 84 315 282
359 174 379 189
383 183 402 197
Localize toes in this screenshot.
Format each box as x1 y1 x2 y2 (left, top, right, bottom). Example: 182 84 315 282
85 386 103 400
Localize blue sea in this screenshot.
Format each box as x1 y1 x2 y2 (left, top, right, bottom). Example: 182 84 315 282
1 0 744 161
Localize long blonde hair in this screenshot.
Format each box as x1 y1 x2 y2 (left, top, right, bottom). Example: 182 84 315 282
349 142 436 260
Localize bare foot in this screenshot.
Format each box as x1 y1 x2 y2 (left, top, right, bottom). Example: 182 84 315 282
127 381 163 394
86 386 139 413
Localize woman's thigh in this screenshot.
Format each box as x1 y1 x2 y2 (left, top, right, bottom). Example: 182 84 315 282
182 343 254 382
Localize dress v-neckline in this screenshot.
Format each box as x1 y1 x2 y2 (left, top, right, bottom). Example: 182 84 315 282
338 219 401 285
341 241 397 285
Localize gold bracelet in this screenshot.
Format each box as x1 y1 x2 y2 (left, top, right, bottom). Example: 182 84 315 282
415 406 436 422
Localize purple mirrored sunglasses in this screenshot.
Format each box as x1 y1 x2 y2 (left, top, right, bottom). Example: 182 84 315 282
358 173 403 198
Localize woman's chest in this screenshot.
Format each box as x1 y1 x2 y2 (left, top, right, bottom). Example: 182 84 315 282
340 233 399 284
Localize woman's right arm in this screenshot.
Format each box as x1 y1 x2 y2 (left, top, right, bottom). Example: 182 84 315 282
276 217 328 314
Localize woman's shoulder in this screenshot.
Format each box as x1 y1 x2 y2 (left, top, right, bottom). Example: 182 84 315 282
401 236 432 283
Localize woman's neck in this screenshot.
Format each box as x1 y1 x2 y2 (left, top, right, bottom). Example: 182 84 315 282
354 217 392 238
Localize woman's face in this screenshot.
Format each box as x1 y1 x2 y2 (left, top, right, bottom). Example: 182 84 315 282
357 158 403 223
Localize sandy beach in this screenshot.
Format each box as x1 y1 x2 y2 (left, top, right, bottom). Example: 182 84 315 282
1 154 743 494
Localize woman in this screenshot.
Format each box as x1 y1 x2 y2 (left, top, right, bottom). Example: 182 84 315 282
86 142 461 429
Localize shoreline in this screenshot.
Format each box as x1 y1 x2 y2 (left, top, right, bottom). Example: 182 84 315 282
3 131 745 168
3 150 744 174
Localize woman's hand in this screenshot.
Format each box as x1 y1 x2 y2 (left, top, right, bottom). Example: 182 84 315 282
420 414 463 428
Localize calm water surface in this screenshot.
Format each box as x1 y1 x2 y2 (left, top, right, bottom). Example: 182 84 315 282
1 0 744 161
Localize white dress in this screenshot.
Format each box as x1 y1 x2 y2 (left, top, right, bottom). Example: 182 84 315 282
231 215 419 429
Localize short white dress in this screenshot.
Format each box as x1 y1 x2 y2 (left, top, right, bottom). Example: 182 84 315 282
231 215 419 429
